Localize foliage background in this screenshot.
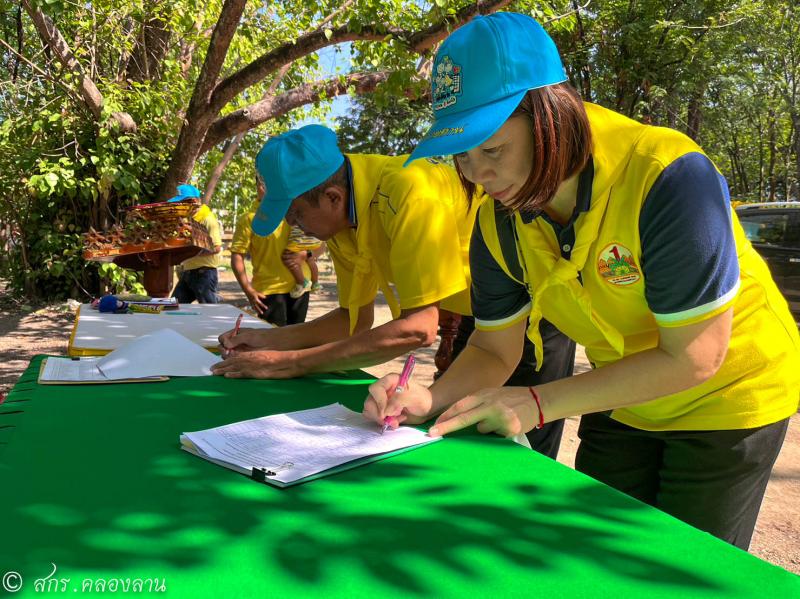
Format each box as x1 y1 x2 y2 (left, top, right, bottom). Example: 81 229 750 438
0 0 798 301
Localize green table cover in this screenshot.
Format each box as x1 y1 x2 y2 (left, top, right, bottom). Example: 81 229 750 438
1 356 797 597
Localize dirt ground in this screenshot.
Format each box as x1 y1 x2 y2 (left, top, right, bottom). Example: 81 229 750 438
0 261 797 574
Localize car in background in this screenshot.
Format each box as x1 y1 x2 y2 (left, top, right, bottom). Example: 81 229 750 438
735 202 800 321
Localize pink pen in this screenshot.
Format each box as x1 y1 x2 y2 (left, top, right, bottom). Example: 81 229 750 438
381 353 416 434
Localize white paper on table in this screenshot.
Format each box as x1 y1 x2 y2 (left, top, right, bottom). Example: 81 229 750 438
181 403 440 485
97 328 222 379
40 357 109 382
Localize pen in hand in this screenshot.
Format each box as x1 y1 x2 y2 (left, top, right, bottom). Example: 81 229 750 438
381 353 416 434
225 313 244 358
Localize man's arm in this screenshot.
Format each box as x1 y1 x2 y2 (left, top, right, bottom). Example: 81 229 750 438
213 303 440 378
217 301 374 354
231 252 267 316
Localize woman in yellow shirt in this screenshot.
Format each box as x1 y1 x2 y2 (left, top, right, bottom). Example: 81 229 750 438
365 12 800 549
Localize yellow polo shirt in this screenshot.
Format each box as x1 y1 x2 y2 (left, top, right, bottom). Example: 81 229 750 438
181 205 222 271
326 154 483 332
230 210 310 295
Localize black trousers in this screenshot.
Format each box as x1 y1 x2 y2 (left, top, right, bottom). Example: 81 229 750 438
452 316 576 459
259 292 309 327
575 412 790 550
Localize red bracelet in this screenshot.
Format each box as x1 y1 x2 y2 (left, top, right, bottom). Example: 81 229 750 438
528 386 545 430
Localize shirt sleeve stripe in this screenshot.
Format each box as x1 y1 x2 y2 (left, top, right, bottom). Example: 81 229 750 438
475 302 531 331
652 280 739 325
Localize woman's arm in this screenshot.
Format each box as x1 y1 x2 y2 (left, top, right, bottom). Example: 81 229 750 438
428 308 732 437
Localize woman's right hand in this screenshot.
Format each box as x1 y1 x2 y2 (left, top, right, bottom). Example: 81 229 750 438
363 373 435 429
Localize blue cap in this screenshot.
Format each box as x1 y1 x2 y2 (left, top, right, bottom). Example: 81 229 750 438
406 12 567 164
167 184 202 203
252 125 345 236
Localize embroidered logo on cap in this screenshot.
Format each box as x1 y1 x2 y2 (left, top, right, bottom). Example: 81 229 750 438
598 243 641 286
432 56 462 111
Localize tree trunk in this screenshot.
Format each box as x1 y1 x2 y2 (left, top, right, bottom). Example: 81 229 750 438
126 9 172 82
155 0 247 201
202 138 243 204
571 0 592 99
793 112 800 200
768 108 777 202
686 88 704 141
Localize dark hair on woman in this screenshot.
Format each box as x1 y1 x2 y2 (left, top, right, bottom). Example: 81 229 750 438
457 82 592 212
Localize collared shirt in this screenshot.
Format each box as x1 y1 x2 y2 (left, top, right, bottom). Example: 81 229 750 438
468 102 800 432
230 210 310 295
325 154 482 322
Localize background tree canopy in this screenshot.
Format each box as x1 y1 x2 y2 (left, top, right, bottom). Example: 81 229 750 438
0 0 798 301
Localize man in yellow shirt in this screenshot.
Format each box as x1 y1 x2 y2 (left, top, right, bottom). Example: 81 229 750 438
230 176 324 326
213 124 479 377
170 184 222 304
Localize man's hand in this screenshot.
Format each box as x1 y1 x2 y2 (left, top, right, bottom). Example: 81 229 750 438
243 286 268 315
218 327 271 356
211 349 305 379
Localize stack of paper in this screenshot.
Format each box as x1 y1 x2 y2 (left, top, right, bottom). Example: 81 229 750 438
181 403 441 487
39 328 222 384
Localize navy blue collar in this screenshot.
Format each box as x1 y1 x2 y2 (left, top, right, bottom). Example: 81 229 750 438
345 156 357 228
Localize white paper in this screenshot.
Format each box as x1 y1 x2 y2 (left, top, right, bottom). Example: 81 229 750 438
181 403 439 484
71 303 271 354
97 328 222 379
41 357 108 382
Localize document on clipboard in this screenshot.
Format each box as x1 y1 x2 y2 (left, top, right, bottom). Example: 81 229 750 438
180 403 441 487
39 328 221 384
38 357 167 385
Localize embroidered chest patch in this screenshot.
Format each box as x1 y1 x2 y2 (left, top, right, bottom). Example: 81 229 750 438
597 243 641 286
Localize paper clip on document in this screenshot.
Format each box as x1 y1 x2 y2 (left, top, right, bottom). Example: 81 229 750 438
251 462 294 482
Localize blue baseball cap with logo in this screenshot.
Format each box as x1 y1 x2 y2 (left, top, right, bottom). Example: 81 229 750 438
167 184 202 202
252 124 345 237
406 12 567 165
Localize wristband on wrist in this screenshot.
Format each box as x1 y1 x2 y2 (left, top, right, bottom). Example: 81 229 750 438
528 386 545 430
306 250 313 259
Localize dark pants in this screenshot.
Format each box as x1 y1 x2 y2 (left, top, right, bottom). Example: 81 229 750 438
452 316 576 459
172 267 219 304
575 412 790 549
259 292 309 327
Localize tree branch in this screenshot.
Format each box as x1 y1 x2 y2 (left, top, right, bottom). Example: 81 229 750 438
22 0 104 120
210 0 512 115
201 71 390 154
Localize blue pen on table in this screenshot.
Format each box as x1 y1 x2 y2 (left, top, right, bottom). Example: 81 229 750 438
380 353 416 434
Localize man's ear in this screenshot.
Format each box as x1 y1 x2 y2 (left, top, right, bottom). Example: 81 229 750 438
323 185 347 209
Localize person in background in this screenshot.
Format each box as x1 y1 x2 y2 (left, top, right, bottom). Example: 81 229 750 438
230 175 324 326
170 184 222 304
364 12 800 550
